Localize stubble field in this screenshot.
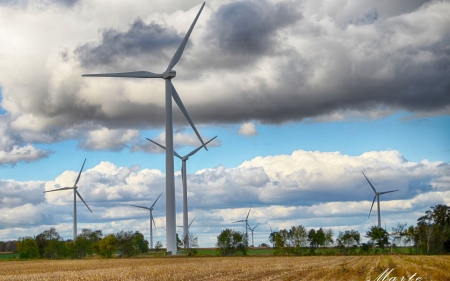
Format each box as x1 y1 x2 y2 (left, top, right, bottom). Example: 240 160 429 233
1 255 449 281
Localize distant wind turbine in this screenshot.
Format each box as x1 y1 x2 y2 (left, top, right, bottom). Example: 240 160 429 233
82 2 207 254
44 159 92 241
233 206 252 245
247 223 259 247
148 136 216 248
130 192 163 249
362 172 399 228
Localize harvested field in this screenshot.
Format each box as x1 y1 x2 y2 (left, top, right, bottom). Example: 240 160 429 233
1 255 449 281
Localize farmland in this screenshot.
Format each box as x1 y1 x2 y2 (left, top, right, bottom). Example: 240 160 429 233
1 255 449 281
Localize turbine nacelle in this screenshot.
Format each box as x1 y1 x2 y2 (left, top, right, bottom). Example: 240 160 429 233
163 70 176 79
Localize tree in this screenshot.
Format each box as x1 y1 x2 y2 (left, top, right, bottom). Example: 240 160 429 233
115 230 134 258
390 223 407 253
96 234 117 258
185 233 199 256
418 210 434 254
308 228 326 254
131 231 149 254
403 225 417 254
336 230 360 254
366 226 389 252
176 233 183 249
216 228 248 256
36 227 65 259
16 237 39 259
154 241 163 252
291 225 308 254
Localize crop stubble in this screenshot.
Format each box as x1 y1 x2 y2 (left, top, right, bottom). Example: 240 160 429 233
1 255 449 281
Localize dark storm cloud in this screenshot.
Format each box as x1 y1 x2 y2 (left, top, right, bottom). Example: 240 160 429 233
205 0 301 56
0 0 79 7
75 18 183 69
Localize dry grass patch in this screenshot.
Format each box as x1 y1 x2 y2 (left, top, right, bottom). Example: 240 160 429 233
0 255 449 281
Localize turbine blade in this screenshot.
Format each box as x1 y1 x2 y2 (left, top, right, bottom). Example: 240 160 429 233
254 223 260 230
74 159 86 187
166 2 205 71
162 226 166 231
185 136 217 158
368 195 376 219
233 220 246 223
379 190 399 195
82 71 163 78
246 206 252 220
147 138 183 159
76 190 92 213
152 218 157 230
44 187 74 193
189 217 196 227
130 204 150 210
362 172 377 193
150 192 163 208
171 85 207 150
269 223 272 232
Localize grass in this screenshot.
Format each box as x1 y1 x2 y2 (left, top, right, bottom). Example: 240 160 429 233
0 253 16 260
0 255 449 280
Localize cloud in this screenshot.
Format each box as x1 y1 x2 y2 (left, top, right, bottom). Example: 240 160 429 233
238 121 257 136
0 118 51 165
0 0 448 144
1 148 449 245
75 18 183 70
78 127 140 151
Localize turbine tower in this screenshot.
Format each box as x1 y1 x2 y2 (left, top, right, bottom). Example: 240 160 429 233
148 136 216 247
362 172 399 228
44 159 92 241
82 3 207 254
247 223 259 247
130 192 163 249
233 206 252 245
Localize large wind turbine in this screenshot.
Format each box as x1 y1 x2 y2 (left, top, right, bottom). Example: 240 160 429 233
130 192 163 249
362 172 399 228
82 2 207 254
247 223 259 247
148 136 216 247
44 159 92 241
233 206 252 245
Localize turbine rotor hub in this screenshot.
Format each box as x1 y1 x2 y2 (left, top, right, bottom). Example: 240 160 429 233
163 70 176 79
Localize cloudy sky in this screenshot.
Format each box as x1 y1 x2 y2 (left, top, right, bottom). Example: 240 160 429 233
0 0 449 247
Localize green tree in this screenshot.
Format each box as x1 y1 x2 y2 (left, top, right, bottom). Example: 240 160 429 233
96 234 117 258
308 228 326 254
216 228 248 256
16 237 39 259
115 230 134 258
176 233 183 249
131 231 149 254
291 225 308 254
336 230 360 254
365 226 389 252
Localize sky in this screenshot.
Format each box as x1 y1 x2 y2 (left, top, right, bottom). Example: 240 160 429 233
0 0 449 248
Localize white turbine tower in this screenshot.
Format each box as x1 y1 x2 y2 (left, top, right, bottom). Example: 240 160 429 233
233 206 252 245
147 136 216 247
44 159 92 241
130 192 163 249
82 3 207 254
248 223 259 247
362 172 399 228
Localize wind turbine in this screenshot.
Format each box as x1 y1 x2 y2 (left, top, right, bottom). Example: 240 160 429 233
44 159 92 241
233 206 252 245
82 2 207 254
177 217 196 248
148 136 216 247
247 223 259 247
130 192 163 249
362 172 399 228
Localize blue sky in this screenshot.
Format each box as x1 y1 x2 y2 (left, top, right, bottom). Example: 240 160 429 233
0 0 449 247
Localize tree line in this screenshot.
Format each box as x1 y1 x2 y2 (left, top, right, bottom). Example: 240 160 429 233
215 204 450 256
9 228 155 259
